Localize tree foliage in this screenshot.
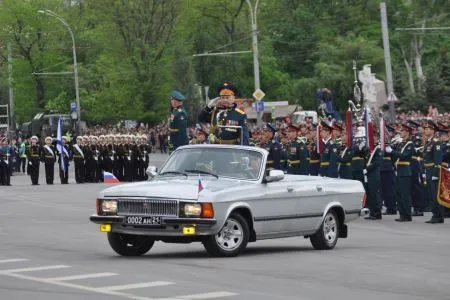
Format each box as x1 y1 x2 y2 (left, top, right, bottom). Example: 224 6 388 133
0 0 449 126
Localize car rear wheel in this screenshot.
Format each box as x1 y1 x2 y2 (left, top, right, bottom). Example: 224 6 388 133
203 213 249 257
310 210 339 250
107 232 155 256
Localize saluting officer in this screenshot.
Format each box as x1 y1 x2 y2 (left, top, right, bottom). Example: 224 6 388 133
41 136 56 185
198 82 249 145
387 124 414 222
168 90 189 154
421 120 444 224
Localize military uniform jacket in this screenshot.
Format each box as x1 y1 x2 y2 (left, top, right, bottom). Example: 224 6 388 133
198 104 249 145
169 106 189 148
0 145 12 165
41 144 56 164
391 139 413 177
266 140 286 171
337 146 353 179
351 146 366 172
365 145 382 179
57 145 71 165
319 138 338 178
422 137 442 179
380 151 394 172
411 135 423 174
286 138 308 175
72 143 84 160
26 145 41 161
442 141 450 168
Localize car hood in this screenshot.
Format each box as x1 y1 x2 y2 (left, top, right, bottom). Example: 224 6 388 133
99 177 255 200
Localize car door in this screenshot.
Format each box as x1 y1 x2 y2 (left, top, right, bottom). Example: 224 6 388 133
248 177 326 238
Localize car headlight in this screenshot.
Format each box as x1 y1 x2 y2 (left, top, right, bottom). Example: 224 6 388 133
183 203 202 217
101 200 118 214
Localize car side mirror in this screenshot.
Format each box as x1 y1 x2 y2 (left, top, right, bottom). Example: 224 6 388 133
146 166 158 179
264 169 284 183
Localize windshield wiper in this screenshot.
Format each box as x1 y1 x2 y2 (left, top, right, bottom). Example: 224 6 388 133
159 171 188 177
184 169 219 179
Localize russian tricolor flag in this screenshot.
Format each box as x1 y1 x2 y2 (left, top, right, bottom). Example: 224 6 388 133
103 171 120 183
198 174 203 193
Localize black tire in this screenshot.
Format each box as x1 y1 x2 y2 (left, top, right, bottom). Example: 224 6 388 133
107 232 155 256
203 213 249 257
310 210 339 250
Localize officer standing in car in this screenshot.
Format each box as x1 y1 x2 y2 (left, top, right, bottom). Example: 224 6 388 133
168 90 189 154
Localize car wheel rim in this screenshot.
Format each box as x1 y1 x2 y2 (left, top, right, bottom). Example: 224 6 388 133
323 213 337 244
215 218 243 252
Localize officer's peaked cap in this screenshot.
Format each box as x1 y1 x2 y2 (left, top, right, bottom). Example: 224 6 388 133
217 82 239 97
170 90 185 101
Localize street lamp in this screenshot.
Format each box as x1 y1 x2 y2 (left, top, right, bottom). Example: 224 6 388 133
38 9 81 130
245 0 262 128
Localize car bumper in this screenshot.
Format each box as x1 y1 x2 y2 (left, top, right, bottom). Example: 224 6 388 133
90 214 218 237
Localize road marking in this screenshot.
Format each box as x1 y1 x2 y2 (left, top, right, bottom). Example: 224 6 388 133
0 265 70 274
171 291 238 300
45 272 118 281
0 258 29 264
96 281 174 292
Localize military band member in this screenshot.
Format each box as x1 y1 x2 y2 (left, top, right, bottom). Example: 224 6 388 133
364 137 383 220
286 125 308 175
26 136 41 185
387 124 414 222
72 136 85 184
319 121 338 178
41 136 56 185
422 120 444 224
198 82 249 145
408 120 425 216
381 125 397 215
0 138 12 186
337 131 353 179
168 90 189 154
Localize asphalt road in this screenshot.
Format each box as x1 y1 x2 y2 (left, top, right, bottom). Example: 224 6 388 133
1 152 449 300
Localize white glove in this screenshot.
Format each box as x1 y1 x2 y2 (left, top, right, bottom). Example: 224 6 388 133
385 146 392 153
207 97 220 108
28 161 32 165
432 176 438 181
359 142 365 150
422 173 426 179
363 169 367 175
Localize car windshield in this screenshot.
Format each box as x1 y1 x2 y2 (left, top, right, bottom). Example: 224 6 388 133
159 147 263 181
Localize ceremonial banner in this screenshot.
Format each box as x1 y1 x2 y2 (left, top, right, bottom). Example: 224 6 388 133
380 118 385 152
317 123 323 154
437 167 450 208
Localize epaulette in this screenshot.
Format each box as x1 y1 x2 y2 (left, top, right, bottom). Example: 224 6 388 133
235 108 245 115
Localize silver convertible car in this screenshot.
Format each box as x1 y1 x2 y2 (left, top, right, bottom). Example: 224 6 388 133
90 144 367 257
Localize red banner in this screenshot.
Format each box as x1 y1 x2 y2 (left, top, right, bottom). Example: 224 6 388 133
345 109 353 148
317 123 323 154
438 167 450 208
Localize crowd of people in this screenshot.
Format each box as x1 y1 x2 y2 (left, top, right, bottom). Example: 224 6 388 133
1 82 450 225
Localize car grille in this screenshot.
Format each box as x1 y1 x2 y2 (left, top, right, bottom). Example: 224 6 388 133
117 199 179 217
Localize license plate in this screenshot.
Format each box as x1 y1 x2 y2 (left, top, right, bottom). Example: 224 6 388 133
124 216 162 225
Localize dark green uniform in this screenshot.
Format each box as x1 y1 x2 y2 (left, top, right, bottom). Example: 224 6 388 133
352 146 366 185
338 146 353 179
286 137 309 175
422 137 444 221
319 139 338 178
168 106 189 153
391 139 414 221
365 145 383 219
308 141 320 176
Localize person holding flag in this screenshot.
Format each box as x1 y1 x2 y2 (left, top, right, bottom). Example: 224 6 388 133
56 116 71 184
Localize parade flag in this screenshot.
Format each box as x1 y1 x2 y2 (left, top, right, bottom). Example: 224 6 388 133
56 116 65 173
316 122 323 154
345 109 353 148
198 174 204 193
103 171 120 183
380 118 386 152
438 167 450 208
364 106 374 152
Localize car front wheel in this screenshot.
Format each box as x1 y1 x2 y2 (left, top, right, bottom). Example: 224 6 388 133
107 232 155 256
203 213 249 257
310 210 339 250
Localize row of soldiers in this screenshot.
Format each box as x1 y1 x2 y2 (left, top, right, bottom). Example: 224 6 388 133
245 119 449 224
6 134 152 185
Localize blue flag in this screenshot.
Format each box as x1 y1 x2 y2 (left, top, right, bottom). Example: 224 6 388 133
56 116 65 173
